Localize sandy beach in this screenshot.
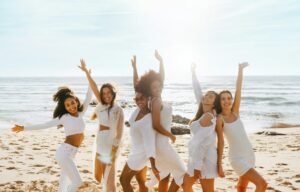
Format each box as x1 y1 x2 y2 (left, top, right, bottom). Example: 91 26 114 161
1 124 299 192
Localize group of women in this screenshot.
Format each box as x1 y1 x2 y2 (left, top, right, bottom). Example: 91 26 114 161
11 50 267 192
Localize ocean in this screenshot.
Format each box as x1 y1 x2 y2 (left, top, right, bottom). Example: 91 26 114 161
0 76 299 132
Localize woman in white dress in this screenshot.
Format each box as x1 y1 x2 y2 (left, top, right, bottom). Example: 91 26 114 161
11 59 92 192
134 50 186 192
79 60 124 192
183 63 224 192
216 63 267 192
119 55 160 192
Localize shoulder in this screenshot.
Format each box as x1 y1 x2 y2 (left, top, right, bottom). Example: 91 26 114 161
216 115 224 125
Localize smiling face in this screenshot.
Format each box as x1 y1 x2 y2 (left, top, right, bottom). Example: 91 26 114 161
219 91 233 111
64 97 78 115
150 80 162 97
102 87 114 105
134 92 148 110
202 91 217 106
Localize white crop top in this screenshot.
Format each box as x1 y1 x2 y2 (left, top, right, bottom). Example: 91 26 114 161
24 86 92 136
98 108 111 127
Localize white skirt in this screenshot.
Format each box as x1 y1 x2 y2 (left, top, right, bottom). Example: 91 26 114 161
155 134 186 186
229 154 255 176
187 158 218 179
95 130 113 164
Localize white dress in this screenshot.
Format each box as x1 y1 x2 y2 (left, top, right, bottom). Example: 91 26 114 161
190 69 218 179
154 102 186 186
127 108 156 171
222 114 255 176
187 113 218 179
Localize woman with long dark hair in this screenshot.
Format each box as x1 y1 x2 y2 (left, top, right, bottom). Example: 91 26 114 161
216 63 267 192
135 50 186 192
11 59 92 192
183 63 224 192
78 59 124 192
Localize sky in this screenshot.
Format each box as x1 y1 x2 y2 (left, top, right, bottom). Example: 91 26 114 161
0 0 299 80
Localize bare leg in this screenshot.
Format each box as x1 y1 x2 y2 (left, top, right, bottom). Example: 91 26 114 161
200 179 214 192
106 163 116 192
159 174 170 192
238 168 267 192
94 153 103 183
168 179 180 192
135 166 148 192
182 174 196 192
120 163 138 192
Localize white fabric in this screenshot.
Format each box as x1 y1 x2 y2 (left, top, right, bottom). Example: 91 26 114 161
187 113 218 179
94 103 124 146
192 69 203 104
154 103 186 186
55 143 82 192
127 108 156 171
96 130 113 164
223 115 255 176
24 86 92 136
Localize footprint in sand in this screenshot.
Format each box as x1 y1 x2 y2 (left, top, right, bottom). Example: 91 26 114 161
6 166 17 170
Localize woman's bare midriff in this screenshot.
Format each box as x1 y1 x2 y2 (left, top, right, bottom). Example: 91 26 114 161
64 133 84 147
99 125 110 131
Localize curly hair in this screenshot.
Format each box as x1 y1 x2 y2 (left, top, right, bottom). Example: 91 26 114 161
53 86 83 119
135 70 163 97
216 90 233 114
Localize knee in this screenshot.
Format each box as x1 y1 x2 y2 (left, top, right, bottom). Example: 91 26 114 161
258 179 268 190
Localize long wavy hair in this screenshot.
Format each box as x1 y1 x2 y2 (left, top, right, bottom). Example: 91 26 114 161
91 83 117 120
53 87 83 119
216 90 233 114
135 70 163 97
189 91 219 124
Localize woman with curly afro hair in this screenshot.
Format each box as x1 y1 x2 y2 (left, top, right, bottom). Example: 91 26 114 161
134 50 186 192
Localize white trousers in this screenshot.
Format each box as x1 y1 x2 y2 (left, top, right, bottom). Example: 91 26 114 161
55 143 82 192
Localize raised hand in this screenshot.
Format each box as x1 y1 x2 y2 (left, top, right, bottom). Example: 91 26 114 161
78 59 89 73
131 55 136 68
154 49 163 63
11 124 24 133
239 62 249 69
191 63 196 72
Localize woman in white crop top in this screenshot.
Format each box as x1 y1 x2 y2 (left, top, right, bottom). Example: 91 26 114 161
134 50 186 192
79 60 124 192
11 59 92 192
119 55 160 192
183 63 224 192
216 63 267 192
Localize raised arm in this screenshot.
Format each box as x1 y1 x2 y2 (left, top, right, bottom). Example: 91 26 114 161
191 63 203 104
82 86 92 113
232 62 249 115
155 50 165 83
216 116 225 177
131 55 139 90
11 118 62 133
78 59 101 102
151 98 176 143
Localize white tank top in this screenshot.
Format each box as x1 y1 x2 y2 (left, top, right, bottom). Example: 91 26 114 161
24 86 92 136
222 114 254 158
